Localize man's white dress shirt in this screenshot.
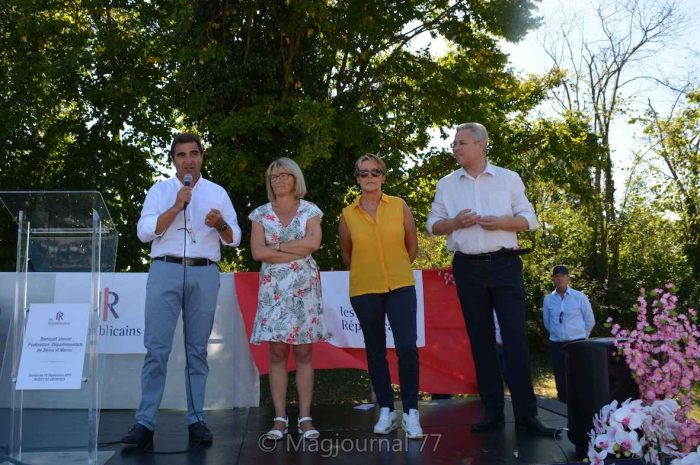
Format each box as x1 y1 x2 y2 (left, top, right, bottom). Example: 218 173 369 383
137 176 241 261
427 163 538 254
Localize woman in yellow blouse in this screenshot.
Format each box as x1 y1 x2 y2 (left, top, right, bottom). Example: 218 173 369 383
338 153 423 439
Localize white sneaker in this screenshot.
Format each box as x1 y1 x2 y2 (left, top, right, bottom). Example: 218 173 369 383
373 407 397 434
402 409 423 439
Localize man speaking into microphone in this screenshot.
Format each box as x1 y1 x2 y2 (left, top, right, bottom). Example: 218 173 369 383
122 132 241 449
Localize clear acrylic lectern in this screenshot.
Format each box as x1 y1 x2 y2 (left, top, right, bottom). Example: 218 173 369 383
0 191 118 465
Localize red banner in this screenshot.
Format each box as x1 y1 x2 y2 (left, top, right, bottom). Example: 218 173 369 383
234 269 477 394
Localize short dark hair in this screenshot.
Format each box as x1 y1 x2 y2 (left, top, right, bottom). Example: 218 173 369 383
552 265 569 276
170 133 203 159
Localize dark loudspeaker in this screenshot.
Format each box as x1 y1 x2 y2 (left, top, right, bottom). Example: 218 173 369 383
564 337 639 457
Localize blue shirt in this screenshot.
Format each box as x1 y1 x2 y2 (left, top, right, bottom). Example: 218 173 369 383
543 287 595 342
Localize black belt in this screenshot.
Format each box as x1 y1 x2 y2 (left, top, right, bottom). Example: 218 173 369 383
455 248 532 260
153 256 215 266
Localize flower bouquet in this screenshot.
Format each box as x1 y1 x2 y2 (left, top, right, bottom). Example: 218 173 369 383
587 398 697 464
588 285 700 463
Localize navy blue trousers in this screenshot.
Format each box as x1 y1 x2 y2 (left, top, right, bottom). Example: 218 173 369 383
452 254 537 419
351 286 419 412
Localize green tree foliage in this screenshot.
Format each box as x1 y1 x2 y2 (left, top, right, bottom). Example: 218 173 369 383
542 0 689 299
617 190 693 311
638 90 700 297
150 0 545 270
0 1 174 270
1 0 551 273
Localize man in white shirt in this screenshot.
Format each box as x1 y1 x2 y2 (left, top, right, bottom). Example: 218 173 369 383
427 122 558 437
121 133 241 449
543 265 595 403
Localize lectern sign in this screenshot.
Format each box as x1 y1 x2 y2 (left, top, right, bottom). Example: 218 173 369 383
15 303 90 390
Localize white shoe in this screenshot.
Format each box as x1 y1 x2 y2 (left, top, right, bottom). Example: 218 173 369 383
402 409 423 439
373 407 397 434
297 416 320 439
265 416 288 440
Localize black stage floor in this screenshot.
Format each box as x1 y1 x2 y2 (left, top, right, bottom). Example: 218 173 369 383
3 397 588 465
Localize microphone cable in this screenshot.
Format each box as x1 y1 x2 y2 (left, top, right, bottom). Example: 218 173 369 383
180 200 208 448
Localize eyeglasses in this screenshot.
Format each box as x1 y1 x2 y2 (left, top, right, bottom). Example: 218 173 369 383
559 312 564 324
356 169 385 178
269 173 294 182
451 140 481 148
178 225 196 243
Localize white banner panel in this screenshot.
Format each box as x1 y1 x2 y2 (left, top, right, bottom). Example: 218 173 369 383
16 303 90 390
54 273 147 354
321 271 425 348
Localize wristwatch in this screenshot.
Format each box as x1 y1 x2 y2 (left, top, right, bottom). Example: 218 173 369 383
217 222 229 232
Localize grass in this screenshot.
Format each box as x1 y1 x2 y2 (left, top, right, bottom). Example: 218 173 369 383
258 351 559 406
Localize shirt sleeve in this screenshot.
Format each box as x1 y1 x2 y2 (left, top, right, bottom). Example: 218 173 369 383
542 296 551 332
220 189 242 247
136 184 162 243
426 179 448 235
510 173 538 231
307 201 323 221
248 205 262 224
581 293 595 336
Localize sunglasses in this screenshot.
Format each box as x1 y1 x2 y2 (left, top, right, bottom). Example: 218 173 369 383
356 169 385 178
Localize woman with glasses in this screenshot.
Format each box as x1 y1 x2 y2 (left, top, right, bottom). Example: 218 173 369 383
338 153 423 439
249 157 328 440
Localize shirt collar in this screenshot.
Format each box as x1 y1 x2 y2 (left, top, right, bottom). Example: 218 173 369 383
459 161 496 179
173 175 204 189
351 193 388 209
550 286 572 296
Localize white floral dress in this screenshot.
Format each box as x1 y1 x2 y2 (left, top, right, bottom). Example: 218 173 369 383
249 200 329 345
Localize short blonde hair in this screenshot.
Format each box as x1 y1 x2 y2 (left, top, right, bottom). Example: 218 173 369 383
354 153 387 175
265 157 307 201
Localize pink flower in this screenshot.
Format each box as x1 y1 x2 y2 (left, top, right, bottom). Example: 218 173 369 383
594 433 615 453
600 286 700 460
615 429 642 454
588 449 608 465
613 403 644 430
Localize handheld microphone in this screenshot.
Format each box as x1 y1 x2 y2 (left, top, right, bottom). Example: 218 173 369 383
183 173 193 210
